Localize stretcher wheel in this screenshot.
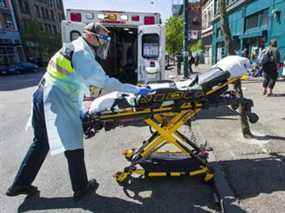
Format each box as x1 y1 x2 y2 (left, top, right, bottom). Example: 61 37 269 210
114 172 130 185
230 102 239 111
123 149 135 161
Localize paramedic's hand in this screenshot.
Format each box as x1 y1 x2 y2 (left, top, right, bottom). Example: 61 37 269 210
137 87 152 96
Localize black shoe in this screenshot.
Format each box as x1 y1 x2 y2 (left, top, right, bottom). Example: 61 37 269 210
73 179 98 202
6 185 39 197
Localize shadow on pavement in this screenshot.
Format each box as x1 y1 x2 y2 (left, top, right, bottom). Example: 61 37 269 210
18 177 220 213
197 106 239 121
0 71 44 91
251 134 285 141
220 153 285 200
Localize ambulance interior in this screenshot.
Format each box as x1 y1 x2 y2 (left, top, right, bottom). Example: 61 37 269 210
100 27 138 84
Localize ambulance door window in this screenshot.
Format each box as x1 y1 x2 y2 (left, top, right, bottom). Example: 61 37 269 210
70 30 81 41
142 33 159 59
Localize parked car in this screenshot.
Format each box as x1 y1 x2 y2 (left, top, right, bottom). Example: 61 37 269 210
0 65 21 75
9 62 39 74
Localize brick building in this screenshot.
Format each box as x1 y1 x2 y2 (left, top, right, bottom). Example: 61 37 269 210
0 0 24 67
11 0 65 65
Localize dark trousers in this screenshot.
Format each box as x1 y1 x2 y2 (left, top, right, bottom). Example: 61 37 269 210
12 87 88 193
263 72 277 89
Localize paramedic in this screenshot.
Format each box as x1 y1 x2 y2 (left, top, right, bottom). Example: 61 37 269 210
6 22 151 202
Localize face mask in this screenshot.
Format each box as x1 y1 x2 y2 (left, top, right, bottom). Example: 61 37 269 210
93 33 111 60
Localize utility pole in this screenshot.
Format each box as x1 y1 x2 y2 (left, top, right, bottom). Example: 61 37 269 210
183 0 189 78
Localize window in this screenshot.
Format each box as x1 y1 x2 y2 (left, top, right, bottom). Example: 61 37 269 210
50 10 55 21
53 25 57 33
70 31 81 41
142 34 160 58
245 13 259 30
0 0 7 8
245 10 269 31
260 10 269 26
0 46 16 65
216 28 222 38
46 9 49 19
35 5 41 17
41 7 45 18
23 1 30 14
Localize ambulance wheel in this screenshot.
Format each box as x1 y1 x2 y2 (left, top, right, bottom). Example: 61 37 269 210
114 172 130 186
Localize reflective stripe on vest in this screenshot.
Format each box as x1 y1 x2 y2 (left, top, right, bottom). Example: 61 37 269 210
47 44 75 79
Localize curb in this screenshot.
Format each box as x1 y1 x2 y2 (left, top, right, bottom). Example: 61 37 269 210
191 125 246 213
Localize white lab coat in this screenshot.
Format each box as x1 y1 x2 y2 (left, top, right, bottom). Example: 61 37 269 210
42 37 140 155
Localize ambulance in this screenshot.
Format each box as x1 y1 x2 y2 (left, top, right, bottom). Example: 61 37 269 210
62 9 166 84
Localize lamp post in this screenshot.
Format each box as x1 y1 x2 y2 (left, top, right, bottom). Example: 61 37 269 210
183 0 189 78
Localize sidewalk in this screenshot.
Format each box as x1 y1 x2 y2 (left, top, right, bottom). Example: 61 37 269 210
187 65 285 212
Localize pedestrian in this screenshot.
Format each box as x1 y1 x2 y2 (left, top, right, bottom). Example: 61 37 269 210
242 48 250 59
188 53 194 74
6 22 151 202
260 39 281 96
194 53 200 68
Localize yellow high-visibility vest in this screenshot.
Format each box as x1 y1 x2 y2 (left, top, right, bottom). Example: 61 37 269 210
47 43 75 79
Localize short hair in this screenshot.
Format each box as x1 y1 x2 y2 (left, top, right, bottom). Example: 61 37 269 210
270 39 278 47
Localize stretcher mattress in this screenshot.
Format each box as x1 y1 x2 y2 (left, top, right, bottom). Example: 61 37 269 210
89 65 245 114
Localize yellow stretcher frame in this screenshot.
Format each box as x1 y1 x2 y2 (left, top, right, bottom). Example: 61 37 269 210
90 77 242 185
103 104 215 185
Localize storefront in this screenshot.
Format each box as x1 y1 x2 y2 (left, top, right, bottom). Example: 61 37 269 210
212 0 285 63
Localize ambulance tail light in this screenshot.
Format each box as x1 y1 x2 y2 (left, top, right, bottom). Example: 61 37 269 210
144 16 155 25
132 15 140 22
70 13 82 22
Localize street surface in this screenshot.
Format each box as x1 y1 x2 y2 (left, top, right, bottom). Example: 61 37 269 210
0 71 218 213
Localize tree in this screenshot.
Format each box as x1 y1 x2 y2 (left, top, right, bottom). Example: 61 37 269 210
165 16 184 56
21 19 61 64
218 0 235 55
218 0 252 138
189 39 204 53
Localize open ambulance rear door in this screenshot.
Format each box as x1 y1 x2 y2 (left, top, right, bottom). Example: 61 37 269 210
138 24 165 83
61 21 85 45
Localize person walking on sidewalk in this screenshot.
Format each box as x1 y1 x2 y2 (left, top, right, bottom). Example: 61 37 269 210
6 22 150 202
261 39 281 96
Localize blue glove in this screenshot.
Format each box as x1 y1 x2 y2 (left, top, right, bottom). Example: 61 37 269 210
137 87 152 96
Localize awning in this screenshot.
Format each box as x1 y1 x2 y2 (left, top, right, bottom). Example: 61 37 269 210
240 30 265 39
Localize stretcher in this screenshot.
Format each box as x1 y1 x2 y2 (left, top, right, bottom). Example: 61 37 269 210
83 66 258 185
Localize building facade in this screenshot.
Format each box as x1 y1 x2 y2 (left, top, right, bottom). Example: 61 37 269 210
0 0 24 67
11 0 65 65
201 0 214 64
172 1 202 54
212 0 285 64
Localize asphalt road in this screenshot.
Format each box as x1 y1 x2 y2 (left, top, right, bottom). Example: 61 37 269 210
0 71 218 213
